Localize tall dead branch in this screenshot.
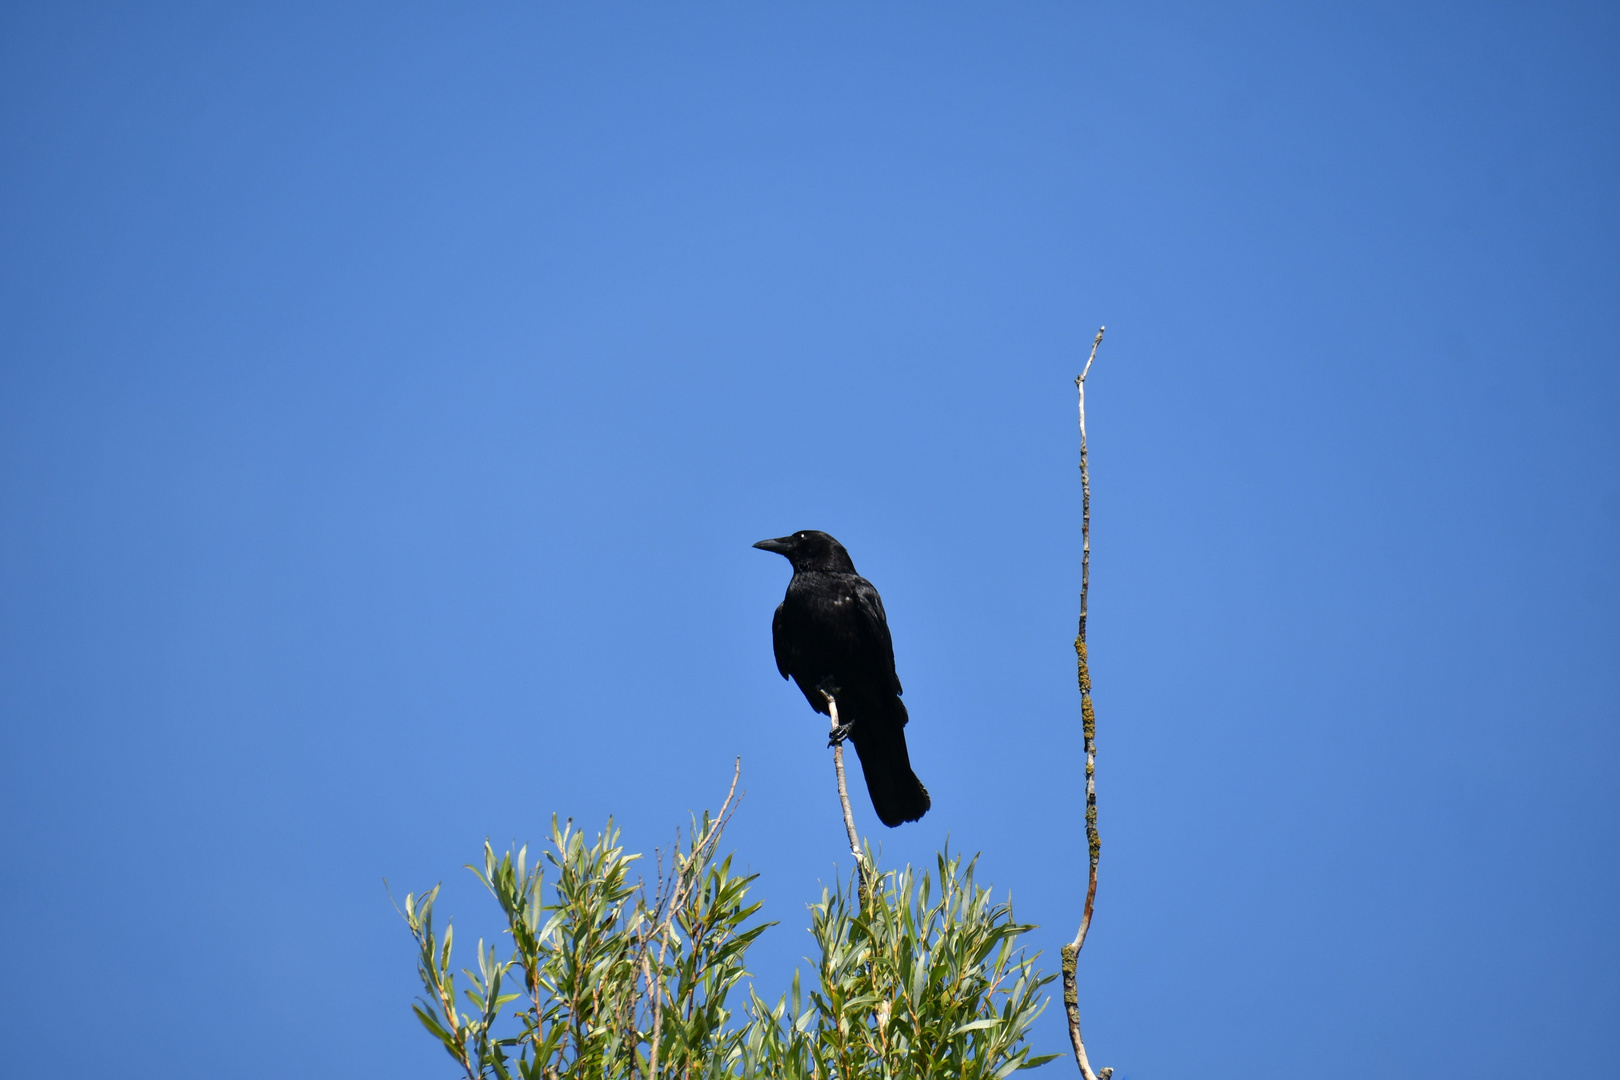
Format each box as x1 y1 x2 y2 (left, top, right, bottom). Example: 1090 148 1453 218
1060 327 1112 1080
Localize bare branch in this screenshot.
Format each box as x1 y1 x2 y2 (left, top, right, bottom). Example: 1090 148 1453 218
1063 326 1112 1080
819 686 871 903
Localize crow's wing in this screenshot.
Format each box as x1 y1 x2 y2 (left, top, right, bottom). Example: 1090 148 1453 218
852 577 903 697
771 601 792 680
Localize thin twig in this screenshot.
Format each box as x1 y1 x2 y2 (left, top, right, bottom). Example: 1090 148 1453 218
820 688 871 903
642 758 743 1080
642 952 660 1080
1061 327 1111 1080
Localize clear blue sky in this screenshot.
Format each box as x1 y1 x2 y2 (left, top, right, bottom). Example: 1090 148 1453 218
2 3 1616 1077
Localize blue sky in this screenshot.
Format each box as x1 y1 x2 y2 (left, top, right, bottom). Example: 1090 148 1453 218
2 3 1616 1077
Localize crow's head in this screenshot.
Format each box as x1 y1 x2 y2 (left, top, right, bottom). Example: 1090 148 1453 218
753 530 856 573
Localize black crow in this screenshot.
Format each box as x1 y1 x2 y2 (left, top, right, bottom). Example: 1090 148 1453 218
753 530 930 827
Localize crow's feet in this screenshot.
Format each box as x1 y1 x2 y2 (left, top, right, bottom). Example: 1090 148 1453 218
815 678 849 746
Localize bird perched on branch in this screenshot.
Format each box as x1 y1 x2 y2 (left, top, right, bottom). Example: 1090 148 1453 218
753 530 930 827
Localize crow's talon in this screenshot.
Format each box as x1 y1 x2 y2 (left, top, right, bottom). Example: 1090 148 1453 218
827 723 854 747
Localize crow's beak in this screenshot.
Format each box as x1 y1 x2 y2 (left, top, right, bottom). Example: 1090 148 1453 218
753 536 793 555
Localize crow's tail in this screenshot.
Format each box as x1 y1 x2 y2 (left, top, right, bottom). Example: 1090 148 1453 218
847 697 930 827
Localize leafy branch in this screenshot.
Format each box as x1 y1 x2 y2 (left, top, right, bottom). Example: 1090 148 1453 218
400 766 1057 1080
399 761 759 1080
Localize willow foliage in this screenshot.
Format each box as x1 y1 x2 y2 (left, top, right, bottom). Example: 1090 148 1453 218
399 817 1054 1080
